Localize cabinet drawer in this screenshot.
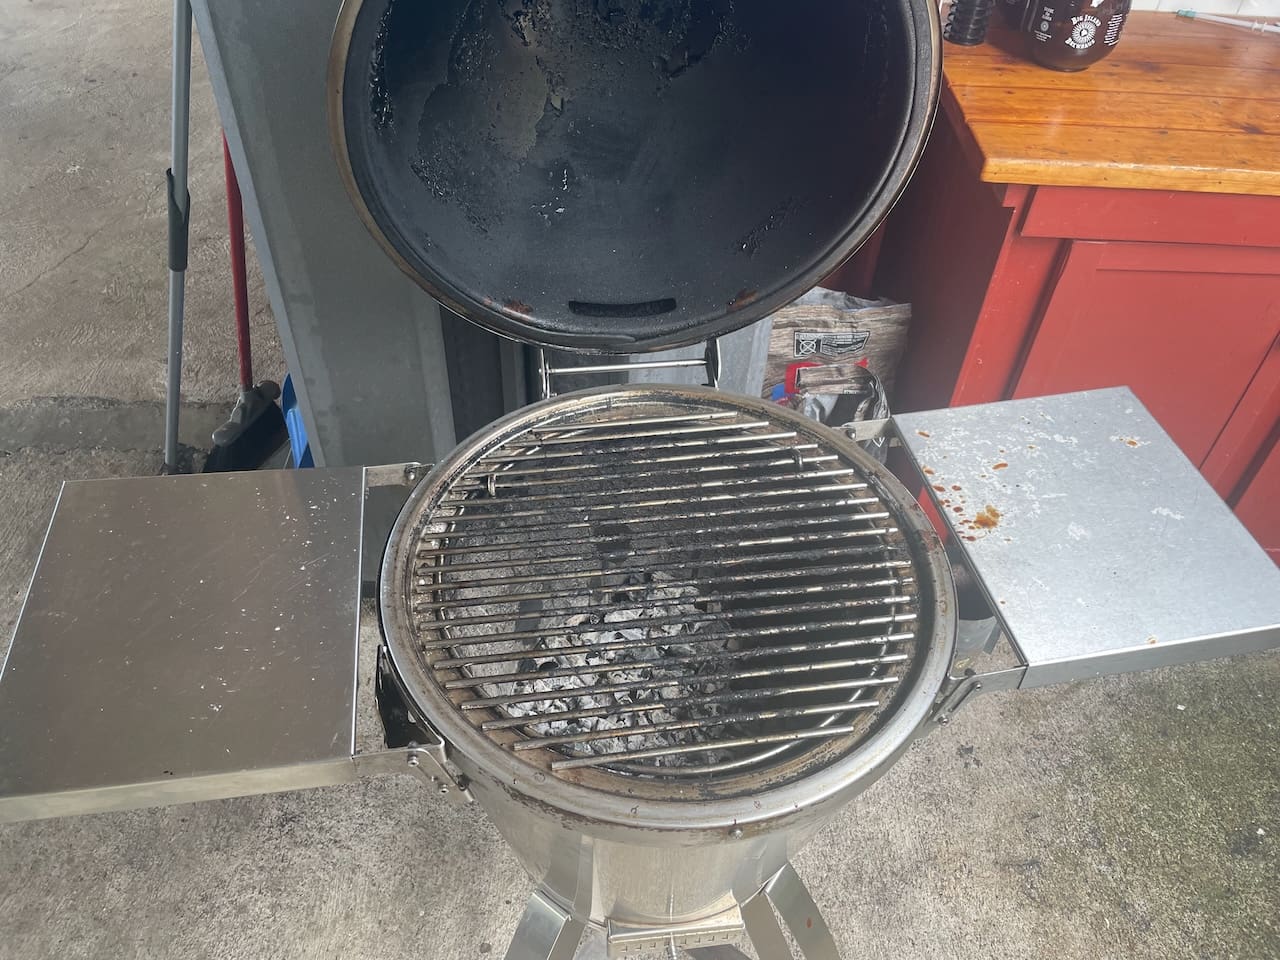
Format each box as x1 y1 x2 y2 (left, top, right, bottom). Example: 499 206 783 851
1022 187 1280 248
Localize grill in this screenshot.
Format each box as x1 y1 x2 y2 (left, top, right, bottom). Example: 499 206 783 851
375 384 955 950
381 385 952 808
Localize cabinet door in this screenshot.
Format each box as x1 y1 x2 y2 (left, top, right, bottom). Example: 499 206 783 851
1234 438 1280 564
1202 330 1280 501
1013 241 1280 484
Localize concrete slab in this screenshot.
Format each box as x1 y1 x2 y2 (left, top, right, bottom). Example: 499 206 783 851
0 0 283 409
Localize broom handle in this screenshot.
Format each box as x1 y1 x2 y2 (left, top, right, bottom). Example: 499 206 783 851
222 134 253 397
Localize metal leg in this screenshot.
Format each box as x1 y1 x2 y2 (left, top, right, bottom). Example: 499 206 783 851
163 0 192 473
741 892 792 960
570 927 609 960
763 863 841 960
504 865 834 960
505 891 586 960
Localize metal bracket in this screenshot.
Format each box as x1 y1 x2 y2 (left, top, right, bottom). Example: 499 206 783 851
605 904 743 957
505 890 587 960
536 339 721 399
703 337 722 390
364 461 427 488
930 666 1024 727
844 416 894 443
352 743 474 806
363 642 474 804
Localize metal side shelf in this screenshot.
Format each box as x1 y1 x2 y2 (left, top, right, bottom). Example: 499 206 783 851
0 468 369 823
895 387 1280 691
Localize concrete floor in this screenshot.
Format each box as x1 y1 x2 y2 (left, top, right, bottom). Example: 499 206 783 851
0 3 1277 959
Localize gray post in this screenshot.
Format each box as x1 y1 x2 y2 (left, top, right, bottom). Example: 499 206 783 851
163 0 193 473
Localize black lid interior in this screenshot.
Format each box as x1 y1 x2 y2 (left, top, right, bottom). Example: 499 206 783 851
334 0 936 353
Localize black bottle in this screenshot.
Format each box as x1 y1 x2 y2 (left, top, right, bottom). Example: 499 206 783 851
944 0 998 45
1027 0 1132 71
997 0 1031 29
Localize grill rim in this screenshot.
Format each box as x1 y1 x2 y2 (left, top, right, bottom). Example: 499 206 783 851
379 384 956 831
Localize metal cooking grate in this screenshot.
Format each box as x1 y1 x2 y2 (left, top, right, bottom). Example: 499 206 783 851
402 394 926 788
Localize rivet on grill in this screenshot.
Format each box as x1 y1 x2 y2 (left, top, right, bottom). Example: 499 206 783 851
486 474 498 498
729 827 743 839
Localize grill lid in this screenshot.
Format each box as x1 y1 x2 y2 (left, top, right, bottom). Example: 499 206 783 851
329 0 940 353
380 386 955 811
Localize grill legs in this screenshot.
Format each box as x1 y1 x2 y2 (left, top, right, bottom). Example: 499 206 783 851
736 863 840 959
505 891 586 960
505 863 839 959
758 863 841 959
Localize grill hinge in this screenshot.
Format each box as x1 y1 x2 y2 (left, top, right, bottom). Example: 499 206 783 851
536 339 721 399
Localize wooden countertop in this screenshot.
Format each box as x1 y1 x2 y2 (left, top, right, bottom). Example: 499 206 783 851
941 11 1280 195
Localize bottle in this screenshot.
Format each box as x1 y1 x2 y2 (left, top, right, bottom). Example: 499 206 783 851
944 0 998 45
997 0 1031 29
1027 0 1132 71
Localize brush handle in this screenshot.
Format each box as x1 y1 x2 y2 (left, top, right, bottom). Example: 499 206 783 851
1177 10 1280 35
223 135 254 394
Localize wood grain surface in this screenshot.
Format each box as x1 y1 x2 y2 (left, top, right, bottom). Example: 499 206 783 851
943 12 1280 194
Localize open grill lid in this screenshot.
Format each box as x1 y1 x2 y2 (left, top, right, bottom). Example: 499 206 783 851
329 0 941 353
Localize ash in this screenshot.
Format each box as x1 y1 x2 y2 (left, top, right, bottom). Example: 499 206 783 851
474 571 733 765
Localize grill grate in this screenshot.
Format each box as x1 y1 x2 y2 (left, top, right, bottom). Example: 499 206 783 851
399 394 928 789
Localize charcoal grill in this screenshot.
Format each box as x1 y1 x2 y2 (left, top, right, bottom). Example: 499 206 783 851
3 2 1280 959
373 386 957 949
385 386 953 790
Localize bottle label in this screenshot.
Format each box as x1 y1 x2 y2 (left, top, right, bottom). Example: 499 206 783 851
1065 13 1102 50
1103 12 1126 44
1032 3 1056 41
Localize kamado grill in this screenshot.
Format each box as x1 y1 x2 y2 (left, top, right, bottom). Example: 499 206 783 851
370 384 959 955
386 387 953 789
3 2 1280 959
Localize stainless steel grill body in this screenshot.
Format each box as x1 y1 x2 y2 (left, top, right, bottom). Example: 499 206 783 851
380 384 955 928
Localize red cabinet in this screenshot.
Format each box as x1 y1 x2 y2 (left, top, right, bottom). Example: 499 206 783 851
843 14 1280 560
862 121 1280 560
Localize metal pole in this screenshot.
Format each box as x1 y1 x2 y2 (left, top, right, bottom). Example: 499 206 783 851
164 0 193 473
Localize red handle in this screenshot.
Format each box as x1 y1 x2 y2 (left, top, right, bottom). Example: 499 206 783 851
223 134 253 393
784 361 821 395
